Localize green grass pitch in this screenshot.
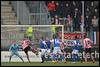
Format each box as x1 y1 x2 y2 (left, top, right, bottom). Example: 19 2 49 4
1 61 99 66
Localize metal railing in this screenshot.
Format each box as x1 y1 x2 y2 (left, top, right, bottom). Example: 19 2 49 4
11 1 30 25
26 1 51 25
11 1 51 25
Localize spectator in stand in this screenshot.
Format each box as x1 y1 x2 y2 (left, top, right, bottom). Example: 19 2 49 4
55 2 60 17
47 1 56 18
64 17 67 31
91 16 98 31
66 15 73 32
73 14 80 32
80 15 84 32
65 3 70 17
54 15 60 25
51 18 54 24
84 16 91 32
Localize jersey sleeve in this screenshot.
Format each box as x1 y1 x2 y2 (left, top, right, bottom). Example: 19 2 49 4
50 39 54 42
9 45 12 51
42 41 46 45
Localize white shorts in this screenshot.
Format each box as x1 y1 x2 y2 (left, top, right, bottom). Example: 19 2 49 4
47 49 51 54
41 49 47 56
72 49 79 54
53 47 62 54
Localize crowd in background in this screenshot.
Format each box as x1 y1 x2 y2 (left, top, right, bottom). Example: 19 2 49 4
45 1 99 32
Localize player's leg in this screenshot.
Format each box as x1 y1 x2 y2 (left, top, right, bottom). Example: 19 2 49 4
53 53 57 62
61 54 65 62
84 48 88 62
57 47 62 62
24 46 31 62
43 49 47 62
15 52 24 62
47 49 50 55
41 49 46 63
46 49 51 61
75 50 79 62
80 47 83 63
60 50 64 62
89 48 95 63
71 50 77 63
41 55 45 63
62 50 67 63
53 47 58 62
25 51 31 63
71 54 76 63
9 53 14 62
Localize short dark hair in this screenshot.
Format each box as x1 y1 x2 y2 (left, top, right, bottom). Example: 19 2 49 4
41 37 44 40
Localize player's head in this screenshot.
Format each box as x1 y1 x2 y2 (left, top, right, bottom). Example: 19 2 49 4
46 37 49 41
84 35 88 39
41 36 45 40
67 14 71 18
51 1 54 3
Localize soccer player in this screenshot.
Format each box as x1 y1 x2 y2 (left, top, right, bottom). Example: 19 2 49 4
39 37 47 63
52 34 62 62
60 41 66 63
20 38 31 63
45 37 51 55
9 40 24 62
45 37 52 61
83 37 95 63
71 36 81 63
24 26 33 41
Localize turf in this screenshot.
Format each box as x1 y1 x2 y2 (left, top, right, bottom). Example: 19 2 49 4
1 61 99 66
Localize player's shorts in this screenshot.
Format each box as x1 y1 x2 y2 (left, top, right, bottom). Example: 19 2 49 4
23 46 31 53
85 48 91 54
41 49 47 56
72 49 79 54
53 47 62 54
47 49 51 54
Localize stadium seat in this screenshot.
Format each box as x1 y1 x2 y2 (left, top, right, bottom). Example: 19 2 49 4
1 1 17 25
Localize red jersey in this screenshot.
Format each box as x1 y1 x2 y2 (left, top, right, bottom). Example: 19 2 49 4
47 2 56 11
84 38 93 48
60 42 65 50
20 39 30 49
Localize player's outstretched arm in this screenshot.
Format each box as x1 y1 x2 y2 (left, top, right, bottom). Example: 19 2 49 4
9 45 12 52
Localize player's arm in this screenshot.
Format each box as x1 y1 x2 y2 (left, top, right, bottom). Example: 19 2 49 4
18 41 23 49
9 45 12 52
17 44 23 50
60 42 62 48
50 39 54 50
26 40 32 46
89 39 93 45
42 41 47 48
19 40 23 45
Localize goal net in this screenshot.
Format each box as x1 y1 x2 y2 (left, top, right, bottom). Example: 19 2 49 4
1 25 64 50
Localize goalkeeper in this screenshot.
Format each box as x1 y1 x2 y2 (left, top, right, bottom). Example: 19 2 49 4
24 26 33 41
9 40 24 62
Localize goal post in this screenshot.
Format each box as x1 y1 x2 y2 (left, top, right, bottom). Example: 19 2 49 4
1 25 64 50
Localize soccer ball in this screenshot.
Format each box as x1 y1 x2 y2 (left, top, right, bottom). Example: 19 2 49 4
32 48 38 55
